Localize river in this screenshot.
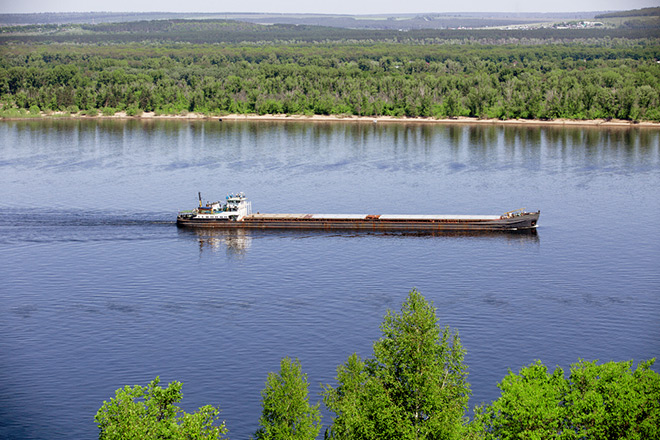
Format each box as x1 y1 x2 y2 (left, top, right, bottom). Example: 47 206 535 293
1 119 658 439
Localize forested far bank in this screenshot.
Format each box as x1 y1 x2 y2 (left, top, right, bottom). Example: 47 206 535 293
1 41 660 122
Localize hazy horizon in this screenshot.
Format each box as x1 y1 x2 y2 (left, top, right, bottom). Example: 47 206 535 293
2 0 658 15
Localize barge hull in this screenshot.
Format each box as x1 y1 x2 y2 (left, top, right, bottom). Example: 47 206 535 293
176 212 539 231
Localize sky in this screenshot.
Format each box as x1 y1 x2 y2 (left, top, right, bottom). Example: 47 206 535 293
0 0 657 15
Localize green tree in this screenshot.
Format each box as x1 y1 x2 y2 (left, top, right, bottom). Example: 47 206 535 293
324 288 471 440
565 358 660 440
255 357 321 440
95 377 228 440
443 90 465 118
474 358 660 440
471 360 568 440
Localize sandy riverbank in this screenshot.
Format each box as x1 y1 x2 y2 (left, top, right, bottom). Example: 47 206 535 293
6 111 660 128
217 114 660 128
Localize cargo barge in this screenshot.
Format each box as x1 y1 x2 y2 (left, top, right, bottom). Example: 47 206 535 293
177 193 540 232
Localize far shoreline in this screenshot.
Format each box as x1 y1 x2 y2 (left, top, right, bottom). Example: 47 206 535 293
3 111 660 128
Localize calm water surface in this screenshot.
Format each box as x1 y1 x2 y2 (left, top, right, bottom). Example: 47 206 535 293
1 119 659 439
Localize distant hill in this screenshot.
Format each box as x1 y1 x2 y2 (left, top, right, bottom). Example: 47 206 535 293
0 11 602 30
595 7 660 18
595 7 660 29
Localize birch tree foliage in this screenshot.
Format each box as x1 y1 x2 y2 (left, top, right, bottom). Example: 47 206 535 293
324 288 471 440
254 357 321 440
95 377 227 440
473 358 660 440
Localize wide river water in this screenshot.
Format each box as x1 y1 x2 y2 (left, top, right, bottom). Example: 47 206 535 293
1 119 659 439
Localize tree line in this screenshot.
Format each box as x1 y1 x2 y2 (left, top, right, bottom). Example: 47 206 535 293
95 289 660 440
1 41 659 121
1 18 659 44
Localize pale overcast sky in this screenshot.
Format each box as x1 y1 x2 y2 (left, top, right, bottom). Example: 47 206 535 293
1 0 658 14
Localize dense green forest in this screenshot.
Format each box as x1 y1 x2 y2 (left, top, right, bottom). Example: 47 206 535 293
96 290 660 439
1 19 659 121
2 41 659 121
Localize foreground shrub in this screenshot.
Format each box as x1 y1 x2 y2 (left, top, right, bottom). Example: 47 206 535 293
473 358 660 439
95 377 228 440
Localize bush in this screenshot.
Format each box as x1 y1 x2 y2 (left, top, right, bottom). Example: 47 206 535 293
0 107 24 118
125 106 143 117
101 107 116 116
95 377 228 440
473 358 660 440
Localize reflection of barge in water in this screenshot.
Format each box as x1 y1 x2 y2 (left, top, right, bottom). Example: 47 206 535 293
177 193 540 232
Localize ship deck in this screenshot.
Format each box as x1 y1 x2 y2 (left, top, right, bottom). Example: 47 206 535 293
245 213 502 221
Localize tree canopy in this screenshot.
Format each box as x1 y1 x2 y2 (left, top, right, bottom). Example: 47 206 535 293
1 38 659 121
255 357 322 440
94 377 228 440
473 358 660 439
324 288 470 440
